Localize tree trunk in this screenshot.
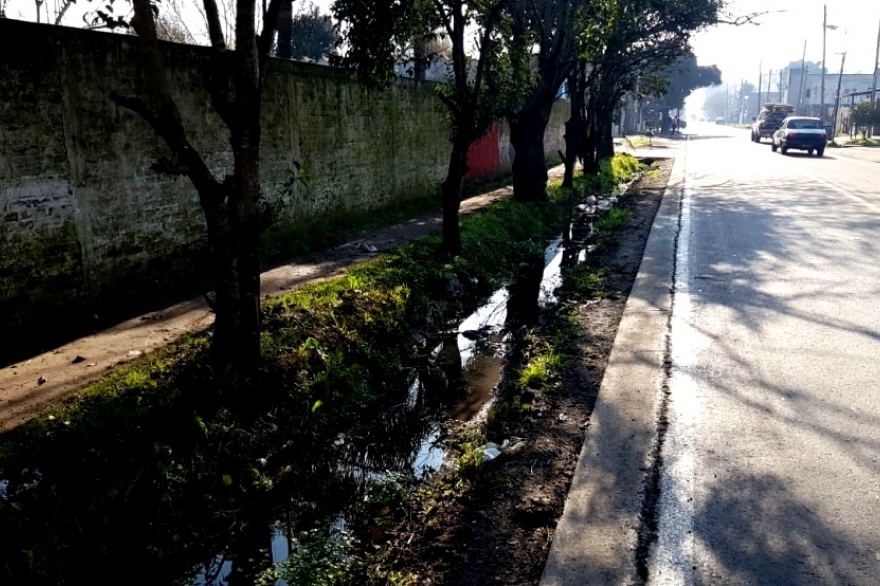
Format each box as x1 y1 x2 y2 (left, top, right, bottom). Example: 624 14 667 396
118 0 276 382
598 117 615 160
510 102 553 202
413 37 427 81
228 7 264 378
582 113 599 175
562 65 586 189
440 139 468 255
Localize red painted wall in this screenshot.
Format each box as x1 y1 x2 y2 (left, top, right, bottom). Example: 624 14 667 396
465 124 501 181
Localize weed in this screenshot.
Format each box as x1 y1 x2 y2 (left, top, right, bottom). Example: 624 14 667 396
566 266 608 297
518 345 563 389
594 208 631 233
848 137 880 147
452 428 488 478
279 528 366 586
624 135 652 149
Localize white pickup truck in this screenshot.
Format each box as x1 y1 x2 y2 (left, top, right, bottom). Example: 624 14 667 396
752 103 795 143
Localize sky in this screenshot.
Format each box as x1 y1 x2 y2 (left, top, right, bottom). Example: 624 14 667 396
5 0 880 110
686 0 880 110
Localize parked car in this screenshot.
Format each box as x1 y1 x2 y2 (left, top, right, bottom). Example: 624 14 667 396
771 116 827 156
715 117 725 124
752 103 794 143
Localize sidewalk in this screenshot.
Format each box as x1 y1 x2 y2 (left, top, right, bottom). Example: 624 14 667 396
828 136 880 164
0 168 563 431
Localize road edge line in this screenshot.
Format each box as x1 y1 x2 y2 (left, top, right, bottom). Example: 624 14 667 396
540 150 688 586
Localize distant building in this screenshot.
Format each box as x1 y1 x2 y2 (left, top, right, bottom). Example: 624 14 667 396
784 69 875 119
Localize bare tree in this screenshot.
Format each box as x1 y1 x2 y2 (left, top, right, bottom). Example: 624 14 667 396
156 12 198 44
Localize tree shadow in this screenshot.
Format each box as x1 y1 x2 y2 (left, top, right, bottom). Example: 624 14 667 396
691 473 876 585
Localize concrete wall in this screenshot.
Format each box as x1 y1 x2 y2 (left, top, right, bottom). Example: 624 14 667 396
0 19 569 343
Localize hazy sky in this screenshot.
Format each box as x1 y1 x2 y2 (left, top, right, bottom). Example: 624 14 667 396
693 0 880 81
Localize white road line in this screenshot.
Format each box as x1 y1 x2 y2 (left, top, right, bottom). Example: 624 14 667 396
647 147 699 586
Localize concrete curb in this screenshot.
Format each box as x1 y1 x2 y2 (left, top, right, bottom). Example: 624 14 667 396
540 148 688 585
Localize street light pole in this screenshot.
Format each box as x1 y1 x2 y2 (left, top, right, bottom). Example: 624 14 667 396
832 51 847 137
872 18 880 105
757 61 763 114
798 40 808 114
821 5 827 122
870 19 880 137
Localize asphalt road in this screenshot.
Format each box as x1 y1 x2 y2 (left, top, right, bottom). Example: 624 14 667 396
648 123 880 585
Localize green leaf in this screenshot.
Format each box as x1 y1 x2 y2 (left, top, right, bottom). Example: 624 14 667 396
222 474 233 486
312 400 323 412
193 414 208 437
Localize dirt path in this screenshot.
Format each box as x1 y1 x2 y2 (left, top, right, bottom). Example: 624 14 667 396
0 169 566 431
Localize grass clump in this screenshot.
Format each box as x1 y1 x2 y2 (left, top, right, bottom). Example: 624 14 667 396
848 137 880 147
594 208 631 233
518 344 564 389
624 135 652 149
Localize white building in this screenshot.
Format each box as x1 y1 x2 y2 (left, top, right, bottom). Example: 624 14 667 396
784 69 876 119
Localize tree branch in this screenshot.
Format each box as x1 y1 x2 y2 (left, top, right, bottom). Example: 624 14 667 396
432 0 454 39
53 0 73 25
130 0 158 40
258 0 283 78
109 91 160 130
717 10 777 26
109 91 223 194
203 0 228 49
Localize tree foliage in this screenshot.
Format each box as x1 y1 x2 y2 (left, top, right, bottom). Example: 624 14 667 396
289 3 336 61
333 0 510 254
851 101 880 137
498 0 588 201
561 0 722 179
645 54 722 111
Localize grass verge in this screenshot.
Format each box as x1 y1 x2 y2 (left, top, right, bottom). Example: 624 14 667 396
0 155 641 585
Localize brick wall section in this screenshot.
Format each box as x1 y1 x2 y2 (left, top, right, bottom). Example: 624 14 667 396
0 19 570 339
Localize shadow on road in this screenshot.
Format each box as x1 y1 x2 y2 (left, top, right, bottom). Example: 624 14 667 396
693 474 874 585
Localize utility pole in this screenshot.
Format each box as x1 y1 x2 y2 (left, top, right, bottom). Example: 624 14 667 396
832 51 847 137
872 18 880 106
798 40 808 114
779 70 784 102
821 5 827 122
871 18 880 136
726 83 730 122
767 70 772 104
757 61 763 114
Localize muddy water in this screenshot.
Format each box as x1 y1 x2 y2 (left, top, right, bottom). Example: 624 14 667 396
408 206 598 474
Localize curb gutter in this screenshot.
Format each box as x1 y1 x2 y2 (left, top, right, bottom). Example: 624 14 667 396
540 147 688 586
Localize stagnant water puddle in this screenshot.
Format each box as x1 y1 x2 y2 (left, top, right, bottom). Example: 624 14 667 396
189 193 612 585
